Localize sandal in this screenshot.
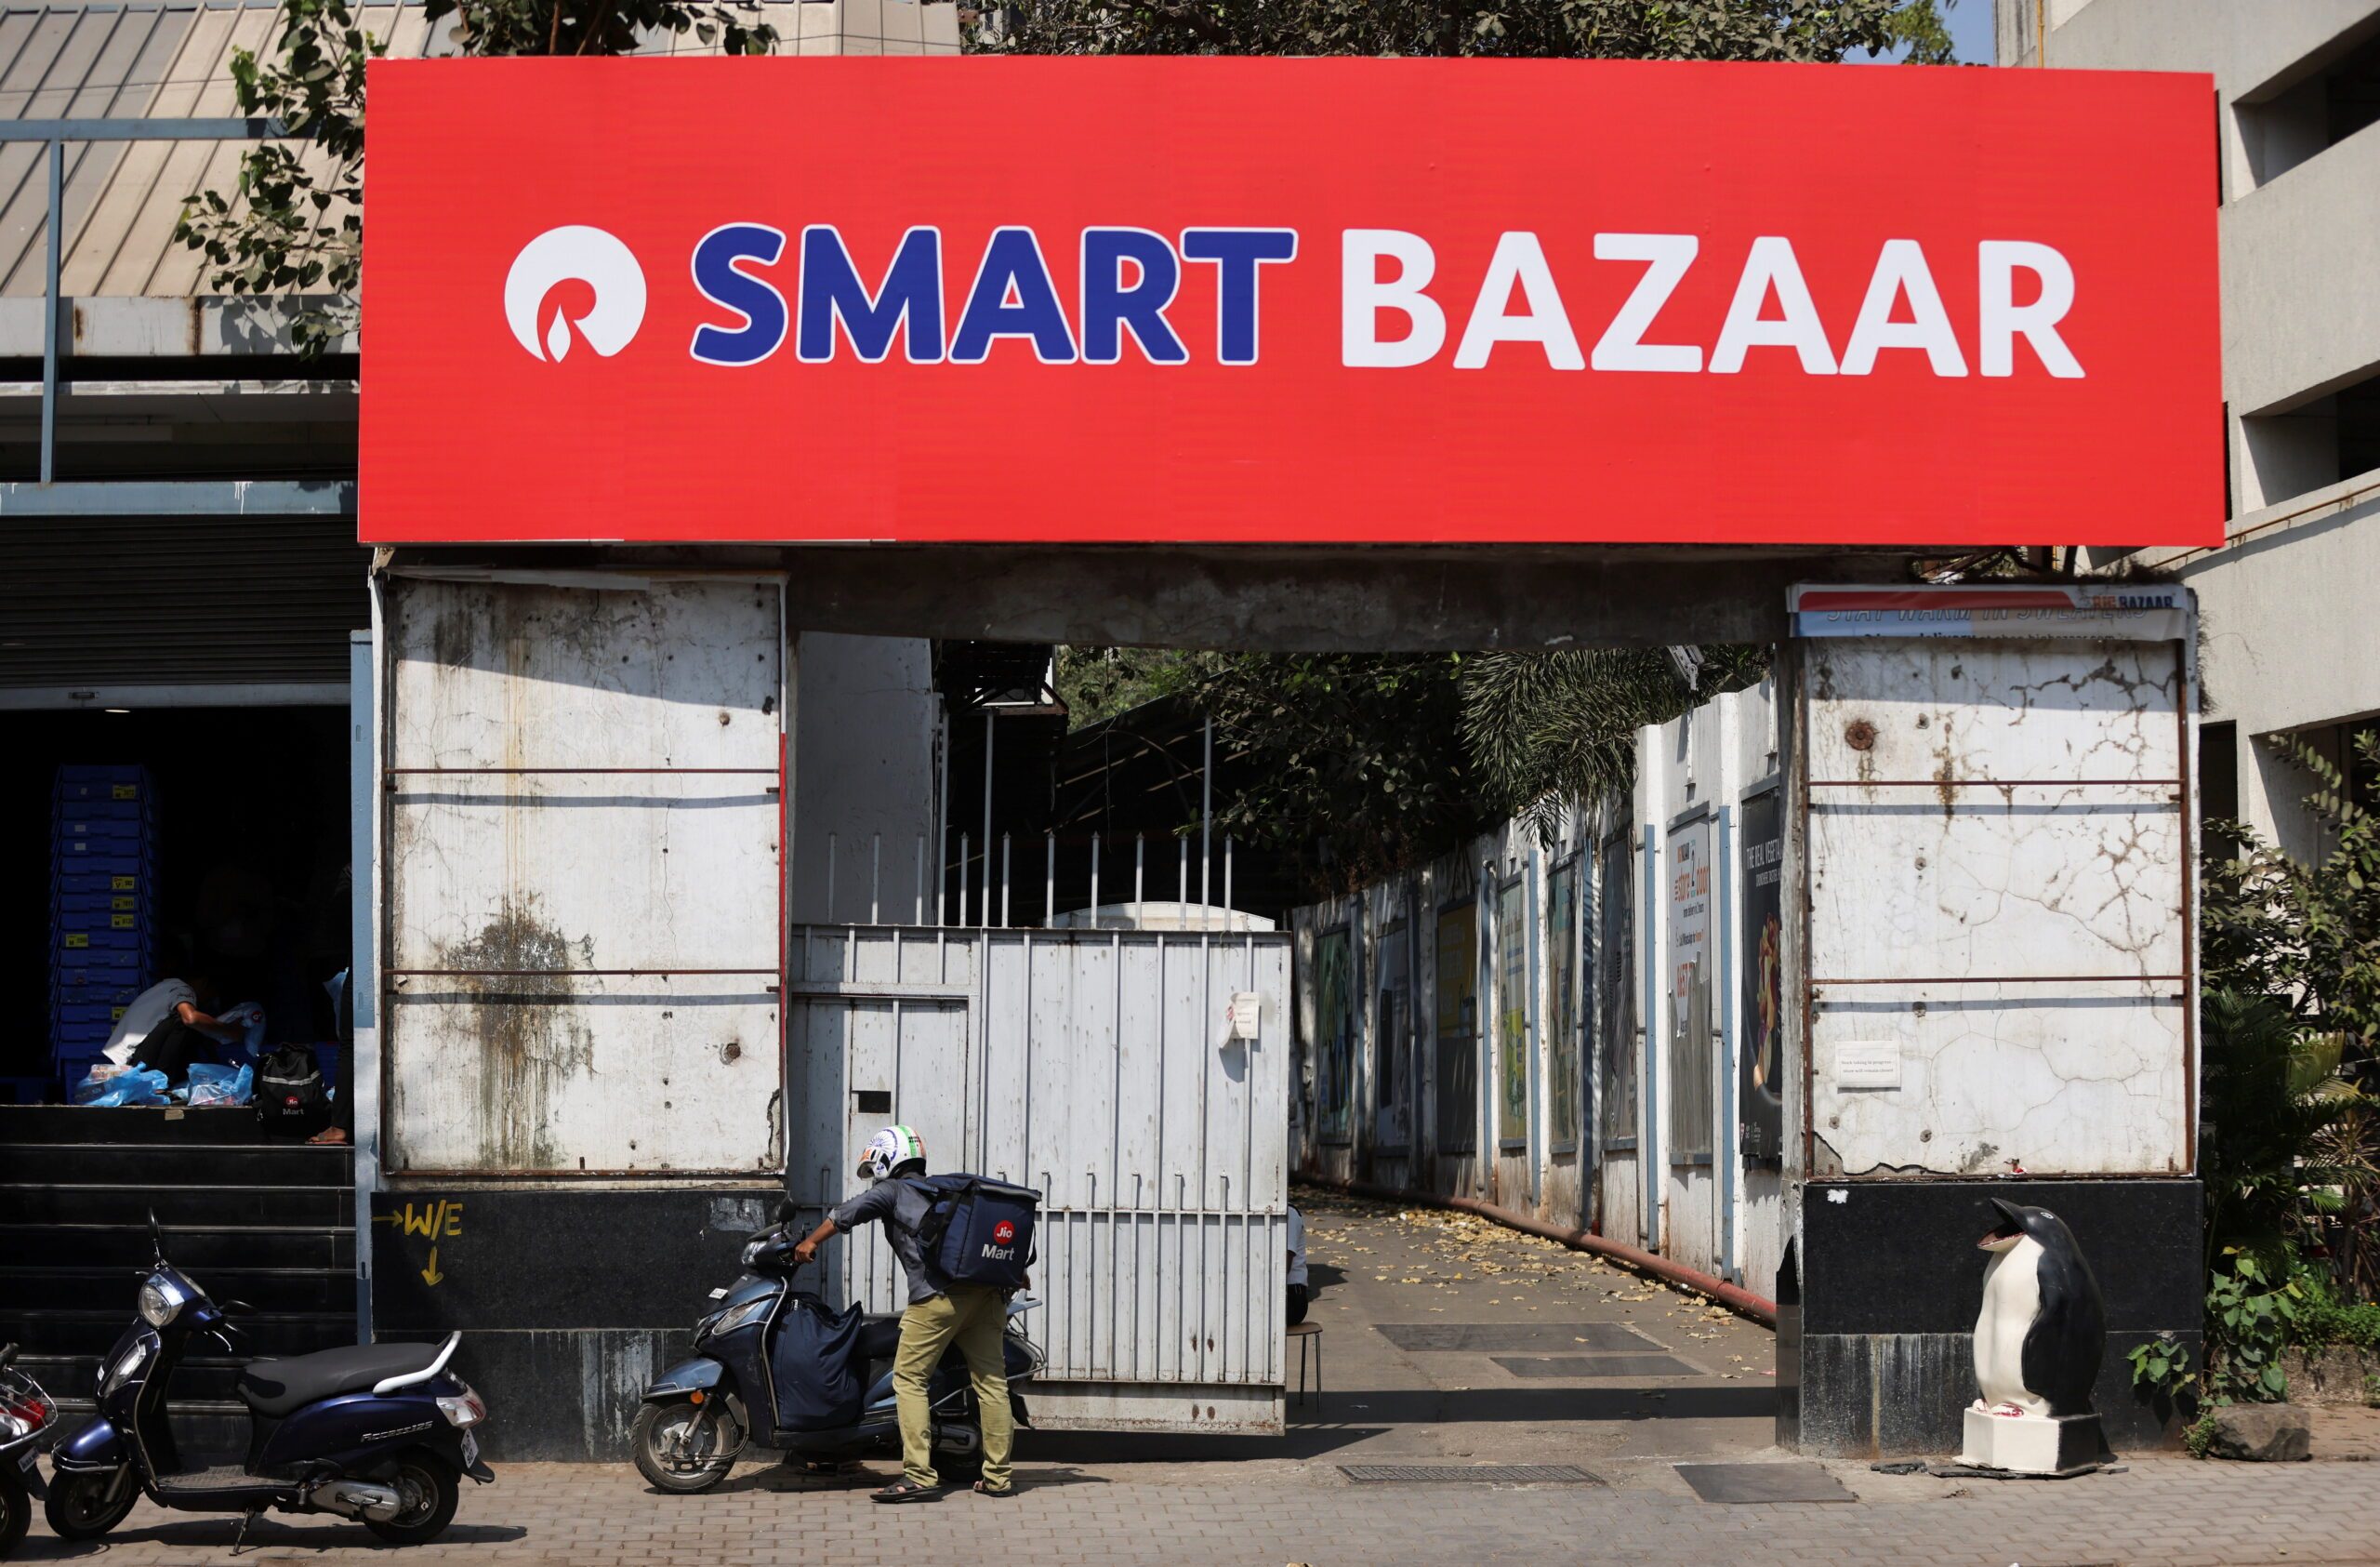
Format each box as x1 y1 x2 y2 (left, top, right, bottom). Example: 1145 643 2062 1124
869 1481 943 1505
972 1481 1015 1498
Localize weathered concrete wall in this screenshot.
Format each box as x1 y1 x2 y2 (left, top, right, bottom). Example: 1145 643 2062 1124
788 632 941 924
1800 638 2191 1179
380 576 787 1176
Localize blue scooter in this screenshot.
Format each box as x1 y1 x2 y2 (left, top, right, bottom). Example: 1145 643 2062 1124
630 1204 1042 1493
45 1215 494 1547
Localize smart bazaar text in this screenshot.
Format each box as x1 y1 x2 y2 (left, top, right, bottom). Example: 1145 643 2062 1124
694 226 2085 377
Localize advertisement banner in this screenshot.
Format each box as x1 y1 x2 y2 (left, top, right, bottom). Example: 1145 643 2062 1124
1666 819 1714 1160
362 57 2221 546
1497 876 1529 1149
1739 790 1786 1162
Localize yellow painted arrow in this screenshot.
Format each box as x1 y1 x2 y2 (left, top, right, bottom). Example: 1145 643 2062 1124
420 1246 444 1287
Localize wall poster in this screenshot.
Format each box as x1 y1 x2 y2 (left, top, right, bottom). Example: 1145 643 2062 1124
1496 875 1530 1149
1739 789 1787 1162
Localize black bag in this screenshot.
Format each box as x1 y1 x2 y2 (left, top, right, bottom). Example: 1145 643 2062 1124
256 1045 327 1135
914 1174 1040 1292
769 1294 866 1433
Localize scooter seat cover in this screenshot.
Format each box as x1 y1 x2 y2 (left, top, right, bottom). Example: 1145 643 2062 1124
855 1315 904 1362
237 1342 443 1418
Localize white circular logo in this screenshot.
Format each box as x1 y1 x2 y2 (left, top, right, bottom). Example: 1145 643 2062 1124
504 225 646 362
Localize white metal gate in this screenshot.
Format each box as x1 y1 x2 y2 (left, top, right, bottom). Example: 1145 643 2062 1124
379 575 787 1175
787 922 1291 1433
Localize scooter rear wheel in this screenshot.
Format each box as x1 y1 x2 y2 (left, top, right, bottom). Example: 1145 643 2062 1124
44 1467 136 1540
363 1454 458 1547
631 1400 738 1494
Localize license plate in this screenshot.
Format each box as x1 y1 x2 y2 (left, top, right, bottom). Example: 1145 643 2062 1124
14 1447 33 1473
461 1432 479 1467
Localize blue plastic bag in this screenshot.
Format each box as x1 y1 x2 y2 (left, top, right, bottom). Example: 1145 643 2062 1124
81 1067 168 1108
187 1062 254 1109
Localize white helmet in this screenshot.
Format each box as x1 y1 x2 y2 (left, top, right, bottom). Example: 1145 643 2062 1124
856 1124 926 1182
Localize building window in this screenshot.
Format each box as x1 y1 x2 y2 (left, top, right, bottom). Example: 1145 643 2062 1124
2237 367 2380 511
2236 20 2380 187
2200 720 2239 859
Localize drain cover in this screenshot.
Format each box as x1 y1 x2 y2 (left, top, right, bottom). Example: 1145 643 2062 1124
1675 1463 1855 1504
1340 1464 1601 1485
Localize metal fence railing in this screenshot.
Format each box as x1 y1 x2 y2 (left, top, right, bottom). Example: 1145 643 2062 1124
0 117 284 485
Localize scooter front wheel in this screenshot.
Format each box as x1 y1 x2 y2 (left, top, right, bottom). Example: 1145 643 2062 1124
631 1400 738 1494
2 1472 30 1558
44 1467 136 1541
363 1454 458 1547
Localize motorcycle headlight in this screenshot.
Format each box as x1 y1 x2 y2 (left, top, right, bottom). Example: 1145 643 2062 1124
694 1295 774 1344
99 1338 151 1399
138 1275 185 1328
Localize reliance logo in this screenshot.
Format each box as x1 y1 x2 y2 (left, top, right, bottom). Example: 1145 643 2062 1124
505 226 647 362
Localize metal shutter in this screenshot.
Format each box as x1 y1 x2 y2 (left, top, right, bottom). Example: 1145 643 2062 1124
0 515 365 692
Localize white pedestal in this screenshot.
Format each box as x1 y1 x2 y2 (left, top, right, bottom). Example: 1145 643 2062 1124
1959 1406 2106 1475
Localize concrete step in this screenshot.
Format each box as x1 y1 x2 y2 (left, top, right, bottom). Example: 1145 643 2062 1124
0 1141 351 1186
0 1308 356 1360
15 1350 246 1403
0 1222 355 1272
0 1183 350 1228
0 1265 352 1315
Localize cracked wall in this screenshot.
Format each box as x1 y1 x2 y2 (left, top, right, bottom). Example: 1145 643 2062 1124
1805 639 2192 1178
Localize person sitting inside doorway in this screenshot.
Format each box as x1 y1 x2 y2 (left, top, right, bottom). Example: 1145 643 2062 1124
101 975 245 1080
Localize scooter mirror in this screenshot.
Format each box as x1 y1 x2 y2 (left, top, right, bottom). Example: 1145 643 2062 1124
774 1197 798 1225
148 1208 165 1264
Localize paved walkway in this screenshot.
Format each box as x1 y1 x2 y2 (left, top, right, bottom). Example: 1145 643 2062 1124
14 1189 2374 1565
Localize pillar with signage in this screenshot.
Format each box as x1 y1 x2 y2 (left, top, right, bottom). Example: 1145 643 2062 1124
1776 584 2203 1456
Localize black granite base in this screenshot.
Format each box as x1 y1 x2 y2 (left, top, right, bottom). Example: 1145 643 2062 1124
1777 1178 2202 1456
371 1185 777 1461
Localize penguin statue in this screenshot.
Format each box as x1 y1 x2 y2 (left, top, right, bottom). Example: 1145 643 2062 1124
1960 1197 2110 1474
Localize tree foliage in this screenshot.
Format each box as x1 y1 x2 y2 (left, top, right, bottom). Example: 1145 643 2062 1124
972 0 1946 61
2204 731 2380 1062
2202 731 2380 1304
176 0 774 353
1055 646 1196 729
1461 644 1769 842
1182 652 1485 894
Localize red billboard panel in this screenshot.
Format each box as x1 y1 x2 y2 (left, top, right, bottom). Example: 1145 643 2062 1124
359 57 2221 546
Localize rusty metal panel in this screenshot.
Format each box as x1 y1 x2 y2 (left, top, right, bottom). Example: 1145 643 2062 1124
1802 638 2189 1178
788 923 1290 1429
383 576 785 1175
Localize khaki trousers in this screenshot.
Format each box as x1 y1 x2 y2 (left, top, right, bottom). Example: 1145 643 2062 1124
892 1285 1013 1489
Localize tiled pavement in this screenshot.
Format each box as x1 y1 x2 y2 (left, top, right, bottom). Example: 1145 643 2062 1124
10 1454 2374 1567
13 1191 2372 1565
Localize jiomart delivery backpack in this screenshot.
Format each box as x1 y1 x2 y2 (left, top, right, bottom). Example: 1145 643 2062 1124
256 1044 328 1136
911 1175 1040 1292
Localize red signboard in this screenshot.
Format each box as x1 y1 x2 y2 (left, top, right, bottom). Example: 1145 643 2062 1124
359 57 2221 546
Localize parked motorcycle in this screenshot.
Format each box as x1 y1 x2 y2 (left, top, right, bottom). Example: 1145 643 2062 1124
631 1205 1044 1493
2 1343 58 1558
45 1215 494 1547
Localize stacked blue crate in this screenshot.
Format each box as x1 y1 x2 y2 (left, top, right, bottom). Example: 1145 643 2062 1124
51 765 159 1091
